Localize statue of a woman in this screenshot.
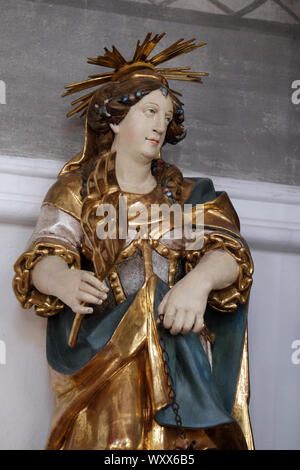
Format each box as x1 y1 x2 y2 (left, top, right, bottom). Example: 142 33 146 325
12 33 254 450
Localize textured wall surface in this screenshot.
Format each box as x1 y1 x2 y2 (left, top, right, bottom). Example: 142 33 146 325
0 0 299 185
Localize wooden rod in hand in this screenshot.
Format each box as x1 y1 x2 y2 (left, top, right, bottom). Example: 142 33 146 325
68 312 84 348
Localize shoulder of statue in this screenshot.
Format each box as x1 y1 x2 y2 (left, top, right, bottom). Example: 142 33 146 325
181 176 241 235
42 171 83 221
204 191 241 233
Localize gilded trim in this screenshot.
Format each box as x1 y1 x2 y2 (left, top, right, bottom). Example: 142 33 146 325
185 232 253 312
12 241 80 318
108 268 126 304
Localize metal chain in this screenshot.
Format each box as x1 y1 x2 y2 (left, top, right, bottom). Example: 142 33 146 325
158 313 196 450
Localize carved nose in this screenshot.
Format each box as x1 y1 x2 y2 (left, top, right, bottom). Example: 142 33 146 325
153 115 165 134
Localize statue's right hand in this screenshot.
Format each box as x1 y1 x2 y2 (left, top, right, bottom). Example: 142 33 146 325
31 255 109 314
52 268 109 314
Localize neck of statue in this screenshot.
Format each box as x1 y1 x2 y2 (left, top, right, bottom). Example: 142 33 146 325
113 146 157 194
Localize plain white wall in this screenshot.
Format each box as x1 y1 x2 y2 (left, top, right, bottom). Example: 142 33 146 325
248 248 300 450
0 222 54 450
1 156 300 450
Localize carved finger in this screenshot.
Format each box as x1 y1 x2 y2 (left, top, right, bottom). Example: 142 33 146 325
170 308 186 335
163 304 176 330
81 271 109 292
192 314 204 334
157 290 170 322
181 310 196 335
71 303 93 315
76 291 103 305
80 282 108 300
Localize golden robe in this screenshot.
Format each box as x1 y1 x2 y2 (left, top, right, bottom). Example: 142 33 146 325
13 153 254 450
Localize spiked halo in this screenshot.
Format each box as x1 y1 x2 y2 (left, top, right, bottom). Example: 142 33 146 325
62 32 208 118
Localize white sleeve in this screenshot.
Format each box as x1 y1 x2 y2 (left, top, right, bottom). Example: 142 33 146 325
27 204 83 251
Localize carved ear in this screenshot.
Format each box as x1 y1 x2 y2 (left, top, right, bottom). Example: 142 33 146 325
109 123 120 135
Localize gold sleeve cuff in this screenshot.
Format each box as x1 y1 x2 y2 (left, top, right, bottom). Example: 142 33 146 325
185 232 253 312
12 242 81 318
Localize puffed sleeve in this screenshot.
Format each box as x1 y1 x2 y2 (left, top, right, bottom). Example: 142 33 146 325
12 172 84 317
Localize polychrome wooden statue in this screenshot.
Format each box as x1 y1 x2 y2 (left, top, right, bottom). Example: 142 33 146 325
13 33 254 450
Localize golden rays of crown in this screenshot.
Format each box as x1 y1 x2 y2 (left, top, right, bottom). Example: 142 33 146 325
62 32 208 118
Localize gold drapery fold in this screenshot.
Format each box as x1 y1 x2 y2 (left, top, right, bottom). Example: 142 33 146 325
46 274 170 450
12 151 254 449
45 273 248 450
232 327 254 450
43 172 83 221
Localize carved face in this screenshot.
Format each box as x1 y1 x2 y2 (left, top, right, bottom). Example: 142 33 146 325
110 89 173 160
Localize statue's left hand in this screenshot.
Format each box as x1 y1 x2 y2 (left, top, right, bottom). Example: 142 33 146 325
157 271 211 335
157 249 239 335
